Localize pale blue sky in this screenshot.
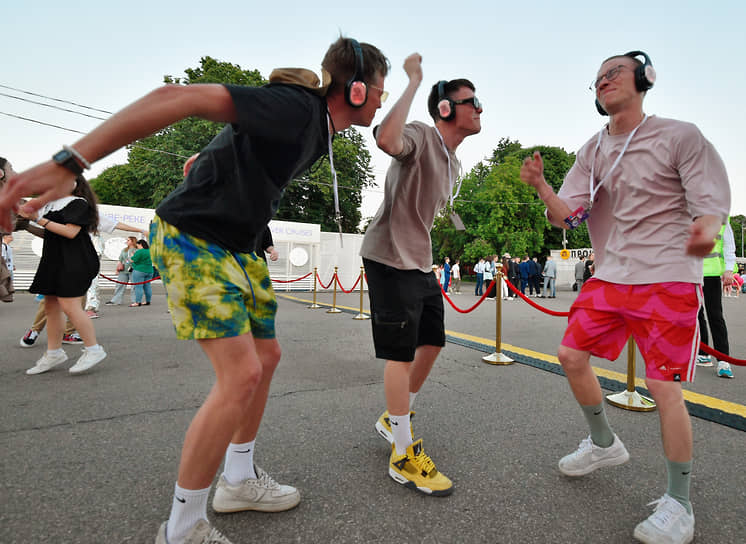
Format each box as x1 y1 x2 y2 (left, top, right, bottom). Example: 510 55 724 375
3 1 744 222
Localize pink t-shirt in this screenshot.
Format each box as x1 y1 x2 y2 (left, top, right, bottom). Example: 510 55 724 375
361 122 459 272
555 115 730 285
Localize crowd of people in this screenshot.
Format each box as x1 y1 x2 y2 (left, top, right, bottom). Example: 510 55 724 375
0 40 737 544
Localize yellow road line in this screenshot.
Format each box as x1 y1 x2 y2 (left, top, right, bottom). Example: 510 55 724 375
279 295 746 418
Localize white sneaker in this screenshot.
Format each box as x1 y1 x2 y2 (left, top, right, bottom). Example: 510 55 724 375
26 351 68 375
155 519 233 544
68 347 107 374
695 355 713 367
717 360 734 379
633 494 694 544
212 466 300 513
558 434 630 476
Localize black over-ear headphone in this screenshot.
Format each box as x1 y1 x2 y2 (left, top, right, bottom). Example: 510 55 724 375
436 80 455 121
595 50 656 116
345 39 367 108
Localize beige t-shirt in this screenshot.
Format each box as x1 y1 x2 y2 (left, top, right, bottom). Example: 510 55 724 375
556 115 731 284
361 122 459 272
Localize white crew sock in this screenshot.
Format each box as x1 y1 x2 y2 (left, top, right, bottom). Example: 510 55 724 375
85 344 103 351
222 440 257 484
165 483 210 544
409 391 418 410
390 414 413 455
48 348 65 356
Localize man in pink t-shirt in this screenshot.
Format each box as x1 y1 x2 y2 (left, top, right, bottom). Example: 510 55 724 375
520 51 730 544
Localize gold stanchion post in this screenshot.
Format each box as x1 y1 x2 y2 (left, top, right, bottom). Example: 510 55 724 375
326 266 342 313
353 266 370 320
606 338 656 411
482 264 513 365
308 267 322 309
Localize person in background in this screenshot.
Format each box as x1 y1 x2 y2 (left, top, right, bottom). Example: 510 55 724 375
696 220 736 378
542 255 557 298
574 255 586 292
129 239 153 307
450 259 461 294
474 257 484 296
106 236 139 305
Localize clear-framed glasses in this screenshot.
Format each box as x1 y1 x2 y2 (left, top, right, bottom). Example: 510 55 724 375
590 64 630 90
453 96 482 110
369 85 389 103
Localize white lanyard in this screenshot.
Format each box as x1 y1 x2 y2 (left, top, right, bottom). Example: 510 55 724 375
589 114 648 205
435 128 462 208
326 113 343 241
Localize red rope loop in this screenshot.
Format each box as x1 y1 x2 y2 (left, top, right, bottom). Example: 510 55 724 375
504 278 570 317
271 271 313 283
698 343 746 366
316 271 335 290
99 273 161 285
440 280 495 313
336 273 361 293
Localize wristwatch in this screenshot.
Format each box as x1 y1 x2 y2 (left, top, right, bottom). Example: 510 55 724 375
52 148 84 175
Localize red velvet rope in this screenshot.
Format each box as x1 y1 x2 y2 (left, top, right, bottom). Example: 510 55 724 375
699 343 746 366
335 273 361 293
316 271 335 290
99 273 161 286
271 272 313 283
440 280 495 313
504 277 570 317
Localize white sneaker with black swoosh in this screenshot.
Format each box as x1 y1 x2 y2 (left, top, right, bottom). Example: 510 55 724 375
212 466 300 513
558 434 629 476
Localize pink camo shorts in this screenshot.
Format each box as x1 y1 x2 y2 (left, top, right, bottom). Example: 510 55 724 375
562 278 702 382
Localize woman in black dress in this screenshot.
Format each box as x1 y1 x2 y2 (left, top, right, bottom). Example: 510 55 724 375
20 176 107 375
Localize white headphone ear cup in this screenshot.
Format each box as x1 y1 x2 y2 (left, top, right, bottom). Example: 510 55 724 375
438 99 451 119
644 65 656 87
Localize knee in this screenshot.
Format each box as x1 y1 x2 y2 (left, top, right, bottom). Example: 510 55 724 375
222 364 263 405
259 341 282 374
644 378 684 406
558 345 588 375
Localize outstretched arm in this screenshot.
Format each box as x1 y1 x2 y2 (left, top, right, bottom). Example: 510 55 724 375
114 222 148 236
375 53 423 157
0 84 235 231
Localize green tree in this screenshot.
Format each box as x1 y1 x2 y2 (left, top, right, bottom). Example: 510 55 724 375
91 56 374 230
431 139 579 264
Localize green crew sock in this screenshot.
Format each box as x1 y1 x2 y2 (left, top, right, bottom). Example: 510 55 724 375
580 403 614 447
666 459 693 514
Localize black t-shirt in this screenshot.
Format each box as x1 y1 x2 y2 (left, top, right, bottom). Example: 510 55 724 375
156 84 329 253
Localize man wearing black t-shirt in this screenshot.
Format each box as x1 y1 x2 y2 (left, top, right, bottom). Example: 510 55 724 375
0 37 390 544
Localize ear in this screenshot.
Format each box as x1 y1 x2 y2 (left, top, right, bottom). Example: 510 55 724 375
0 168 5 181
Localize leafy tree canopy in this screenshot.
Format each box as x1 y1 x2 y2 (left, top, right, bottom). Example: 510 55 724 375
431 138 585 270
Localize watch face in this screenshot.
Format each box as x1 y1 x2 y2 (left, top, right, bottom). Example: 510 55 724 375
53 149 74 163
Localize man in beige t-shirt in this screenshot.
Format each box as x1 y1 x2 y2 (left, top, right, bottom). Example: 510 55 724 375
520 51 729 544
361 55 482 497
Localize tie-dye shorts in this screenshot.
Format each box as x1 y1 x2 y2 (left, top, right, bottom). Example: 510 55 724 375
561 278 702 382
149 216 277 340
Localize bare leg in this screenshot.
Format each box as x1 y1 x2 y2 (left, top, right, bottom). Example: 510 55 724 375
230 337 282 443
557 344 603 405
645 379 692 462
384 345 442 416
58 296 97 347
177 334 262 489
43 297 64 350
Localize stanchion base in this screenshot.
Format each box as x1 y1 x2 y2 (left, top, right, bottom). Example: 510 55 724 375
482 352 514 365
606 390 657 412
326 308 342 314
307 304 322 309
352 313 370 320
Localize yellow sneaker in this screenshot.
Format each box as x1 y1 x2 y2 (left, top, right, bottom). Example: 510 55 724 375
375 410 415 444
388 439 453 496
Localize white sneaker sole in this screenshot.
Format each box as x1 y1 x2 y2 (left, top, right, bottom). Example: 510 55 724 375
633 521 694 544
559 448 630 477
26 354 69 375
375 421 394 444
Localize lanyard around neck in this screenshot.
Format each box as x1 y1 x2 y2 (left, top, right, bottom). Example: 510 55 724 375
326 112 343 241
435 127 461 208
589 114 648 204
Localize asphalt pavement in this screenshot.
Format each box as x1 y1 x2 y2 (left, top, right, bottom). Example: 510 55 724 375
1 284 744 544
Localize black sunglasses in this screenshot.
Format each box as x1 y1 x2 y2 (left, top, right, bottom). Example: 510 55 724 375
452 96 482 110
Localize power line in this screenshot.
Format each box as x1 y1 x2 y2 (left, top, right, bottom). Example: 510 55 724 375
0 92 108 121
0 83 113 114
